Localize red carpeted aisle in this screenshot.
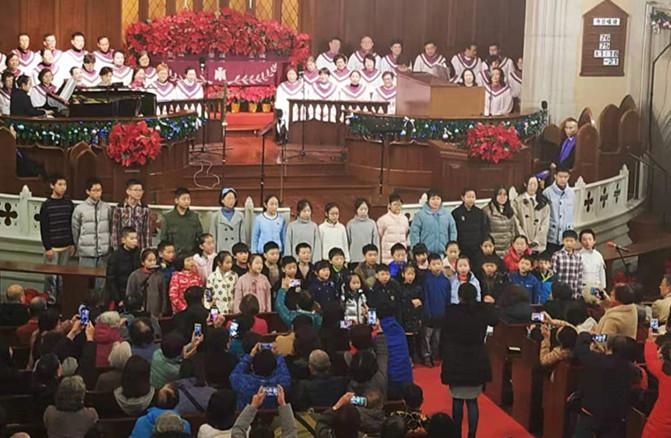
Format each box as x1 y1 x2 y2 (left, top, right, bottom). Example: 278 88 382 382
413 364 534 438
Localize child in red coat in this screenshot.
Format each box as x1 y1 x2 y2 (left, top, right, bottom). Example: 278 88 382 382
169 255 203 313
503 235 532 273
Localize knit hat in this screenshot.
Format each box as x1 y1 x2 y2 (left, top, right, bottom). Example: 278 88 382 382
220 187 237 199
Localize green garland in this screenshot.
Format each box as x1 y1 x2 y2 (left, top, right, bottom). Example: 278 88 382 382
347 110 547 143
652 9 671 32
1 113 200 147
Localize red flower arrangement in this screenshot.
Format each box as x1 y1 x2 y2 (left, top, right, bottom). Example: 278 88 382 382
240 86 276 103
106 121 162 167
466 123 522 164
125 9 311 64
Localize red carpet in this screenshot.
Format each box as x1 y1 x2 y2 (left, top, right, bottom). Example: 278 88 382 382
413 364 533 438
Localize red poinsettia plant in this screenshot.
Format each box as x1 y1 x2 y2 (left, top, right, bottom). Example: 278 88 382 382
125 8 311 64
239 86 276 103
466 123 522 164
106 121 162 167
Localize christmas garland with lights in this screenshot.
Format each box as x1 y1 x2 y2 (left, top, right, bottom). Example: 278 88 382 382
346 109 547 143
1 113 199 147
652 9 671 32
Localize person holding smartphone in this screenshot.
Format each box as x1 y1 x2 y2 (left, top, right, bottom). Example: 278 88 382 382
231 385 296 438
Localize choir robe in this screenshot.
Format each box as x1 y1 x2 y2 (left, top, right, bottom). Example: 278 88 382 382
303 70 319 87
175 80 204 100
372 84 397 114
484 84 513 116
379 54 400 74
347 50 381 72
360 68 383 90
149 80 177 103
275 79 304 126
80 69 100 88
143 67 157 86
308 80 338 122
112 65 132 86
13 49 39 76
0 88 11 115
93 50 114 69
497 56 514 78
60 49 87 76
508 69 522 99
478 65 491 86
338 83 370 102
50 49 63 66
33 63 63 89
0 53 6 73
413 53 449 78
315 51 338 72
29 83 58 108
331 68 351 90
450 52 483 85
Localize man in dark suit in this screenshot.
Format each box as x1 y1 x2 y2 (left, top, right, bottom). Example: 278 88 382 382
10 74 49 116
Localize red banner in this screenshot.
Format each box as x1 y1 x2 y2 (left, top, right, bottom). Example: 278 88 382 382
160 56 290 86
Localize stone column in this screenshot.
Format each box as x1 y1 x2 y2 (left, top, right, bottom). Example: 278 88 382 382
521 0 582 123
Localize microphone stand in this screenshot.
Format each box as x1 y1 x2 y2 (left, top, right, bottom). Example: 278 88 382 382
257 119 276 205
299 73 307 159
613 245 633 281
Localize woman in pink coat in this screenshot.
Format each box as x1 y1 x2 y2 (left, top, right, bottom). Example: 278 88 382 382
376 193 409 264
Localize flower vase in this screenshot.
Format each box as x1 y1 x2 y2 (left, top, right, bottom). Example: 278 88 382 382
248 102 258 113
261 103 272 113
230 102 240 113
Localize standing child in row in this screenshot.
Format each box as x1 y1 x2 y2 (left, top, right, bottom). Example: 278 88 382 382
295 243 314 286
378 193 409 264
206 251 237 313
443 241 460 277
106 226 141 308
158 241 177 285
126 248 166 317
578 229 606 291
389 243 408 279
449 256 481 304
533 252 554 304
193 233 216 283
422 253 450 367
233 253 272 313
261 241 282 288
285 199 321 263
318 203 350 262
210 187 245 253
400 265 423 362
503 235 532 273
483 186 516 256
159 187 203 258
355 244 379 289
476 255 508 302
340 272 368 324
112 178 151 250
452 188 489 261
551 230 583 298
346 198 380 268
476 235 506 273
251 194 285 255
329 248 349 292
231 242 250 277
309 260 338 308
368 264 401 319
168 255 202 313
509 255 542 304
279 256 302 310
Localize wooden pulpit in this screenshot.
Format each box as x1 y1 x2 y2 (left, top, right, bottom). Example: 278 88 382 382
396 71 485 117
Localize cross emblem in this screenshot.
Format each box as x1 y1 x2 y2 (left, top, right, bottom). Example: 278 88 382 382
600 187 609 209
584 191 594 212
613 184 622 203
0 202 18 226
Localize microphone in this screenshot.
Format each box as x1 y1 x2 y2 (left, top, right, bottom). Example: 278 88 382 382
607 241 630 252
198 57 206 72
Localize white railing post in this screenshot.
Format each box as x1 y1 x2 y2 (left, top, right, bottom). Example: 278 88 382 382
18 185 32 238
573 177 586 226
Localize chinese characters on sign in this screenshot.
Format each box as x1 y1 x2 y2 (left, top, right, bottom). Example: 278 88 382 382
581 1 628 77
593 33 619 66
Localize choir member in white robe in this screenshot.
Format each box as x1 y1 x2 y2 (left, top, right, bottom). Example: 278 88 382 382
456 68 477 88
303 56 319 86
275 67 304 127
308 68 338 122
315 37 341 72
360 55 383 90
379 39 404 74
338 71 370 102
175 67 204 100
68 67 84 88
4 53 21 80
34 49 63 90
413 41 450 79
137 51 157 85
13 34 39 77
130 69 146 90
484 68 513 117
29 69 60 109
0 53 6 73
99 67 113 87
42 33 62 66
451 44 484 86
347 36 381 72
80 54 100 88
488 43 513 78
0 72 14 115
111 51 132 86
479 58 500 86
372 71 397 114
93 36 114 69
60 32 87 76
508 57 523 99
149 64 177 103
330 55 351 90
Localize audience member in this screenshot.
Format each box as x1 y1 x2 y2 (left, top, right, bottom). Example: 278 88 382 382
498 284 532 324
93 311 123 368
230 343 291 410
197 389 237 437
151 332 188 389
172 286 209 341
652 274 671 325
0 284 29 325
43 375 98 438
595 284 638 339
315 393 361 438
174 349 232 415
130 384 192 438
153 411 191 437
114 355 155 416
348 331 388 399
539 323 577 367
95 340 131 392
16 297 47 345
425 412 459 438
128 317 158 363
230 385 296 438
390 383 428 434
542 282 574 320
276 277 322 329
641 332 671 437
292 349 348 411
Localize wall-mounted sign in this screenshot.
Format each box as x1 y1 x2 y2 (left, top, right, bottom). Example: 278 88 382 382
581 0 628 76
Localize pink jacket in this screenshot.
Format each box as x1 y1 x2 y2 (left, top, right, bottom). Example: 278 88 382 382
233 272 272 313
376 211 409 264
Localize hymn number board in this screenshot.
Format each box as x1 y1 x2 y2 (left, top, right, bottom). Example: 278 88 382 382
581 0 628 76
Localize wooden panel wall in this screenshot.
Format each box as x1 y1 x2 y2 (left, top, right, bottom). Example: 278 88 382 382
0 0 122 55
300 0 526 65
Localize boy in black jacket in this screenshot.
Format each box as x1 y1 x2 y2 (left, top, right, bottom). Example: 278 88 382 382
329 247 350 292
106 226 141 308
367 264 401 321
451 188 489 261
476 255 508 303
39 174 75 303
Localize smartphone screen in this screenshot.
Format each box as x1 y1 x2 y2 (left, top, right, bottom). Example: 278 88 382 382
79 308 90 326
259 342 274 350
210 307 219 321
229 321 239 338
367 309 377 325
289 279 301 288
264 386 278 396
194 323 202 337
205 288 213 302
531 312 544 322
593 334 608 343
651 318 659 331
350 395 367 407
340 320 353 329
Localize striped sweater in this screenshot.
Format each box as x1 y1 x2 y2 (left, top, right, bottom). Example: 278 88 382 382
39 197 75 250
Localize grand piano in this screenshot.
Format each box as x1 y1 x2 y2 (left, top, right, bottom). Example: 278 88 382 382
68 86 157 117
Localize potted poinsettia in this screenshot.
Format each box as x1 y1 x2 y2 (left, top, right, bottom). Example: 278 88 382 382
261 86 276 113
465 123 522 164
106 121 162 168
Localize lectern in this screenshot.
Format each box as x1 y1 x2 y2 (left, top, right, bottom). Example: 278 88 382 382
396 71 485 117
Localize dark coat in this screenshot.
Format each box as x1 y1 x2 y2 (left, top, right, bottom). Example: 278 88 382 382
0 303 29 326
11 88 45 116
500 302 532 324
106 246 141 303
440 303 499 386
292 373 349 411
451 204 490 260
